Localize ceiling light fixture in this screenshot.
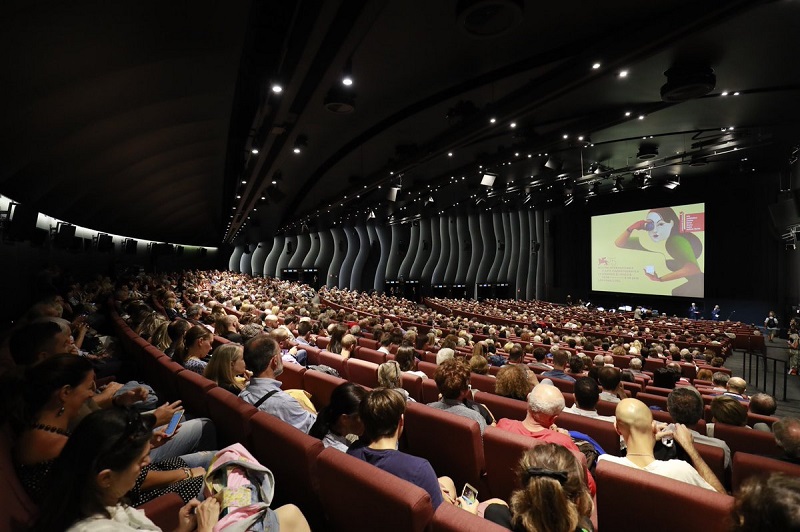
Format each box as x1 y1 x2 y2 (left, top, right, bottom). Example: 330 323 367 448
480 173 497 187
293 135 308 154
510 122 517 128
251 148 259 155
592 62 601 69
619 70 628 78
341 58 354 86
271 83 283 94
489 117 496 124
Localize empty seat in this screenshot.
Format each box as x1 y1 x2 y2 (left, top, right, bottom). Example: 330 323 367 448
483 426 542 501
731 452 800 492
643 358 665 372
206 387 258 447
316 448 434 532
346 358 380 389
403 402 485 492
304 369 348 410
249 412 326 530
174 370 216 419
595 460 734 532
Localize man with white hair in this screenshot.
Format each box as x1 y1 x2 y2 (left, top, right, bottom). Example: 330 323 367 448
496 383 580 451
436 347 455 365
628 357 645 376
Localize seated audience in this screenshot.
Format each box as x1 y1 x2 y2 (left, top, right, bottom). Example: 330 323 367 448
239 335 316 433
496 384 581 453
598 398 725 493
340 333 358 360
483 444 594 532
165 319 192 358
469 354 490 375
748 392 777 432
204 343 248 394
495 364 533 401
427 359 488 433
309 382 367 451
348 388 449 508
173 325 214 375
724 377 749 401
271 328 307 366
772 417 800 464
564 377 614 422
696 368 713 381
707 395 748 437
327 324 347 354
530 347 552 370
731 473 800 532
395 345 427 379
710 371 729 391
651 366 679 389
214 314 243 343
378 360 415 402
32 408 222 532
598 367 625 403
436 347 455 365
666 387 731 469
541 350 576 382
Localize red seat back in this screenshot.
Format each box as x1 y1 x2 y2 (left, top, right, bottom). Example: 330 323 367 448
304 369 348 410
469 373 496 394
174 370 216 419
731 452 800 492
421 378 440 403
401 373 423 402
428 502 509 532
596 460 733 532
153 354 184 403
417 360 438 379
557 411 621 456
139 493 183 532
713 423 782 457
483 426 542 501
644 385 674 397
318 350 348 379
355 347 386 365
472 391 527 422
636 392 669 411
206 387 258 447
403 402 485 492
249 412 325 529
347 358 380 389
0 426 37 531
548 377 575 393
276 362 306 391
316 448 433 532
315 336 330 349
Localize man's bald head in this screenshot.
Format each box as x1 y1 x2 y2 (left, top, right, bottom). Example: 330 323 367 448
528 383 566 417
615 398 654 435
727 377 747 394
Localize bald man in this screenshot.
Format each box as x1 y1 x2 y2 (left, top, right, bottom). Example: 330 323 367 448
598 398 725 493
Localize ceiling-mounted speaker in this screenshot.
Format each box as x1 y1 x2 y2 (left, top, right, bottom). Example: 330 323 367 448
660 65 716 102
637 143 659 160
456 0 524 38
544 156 562 171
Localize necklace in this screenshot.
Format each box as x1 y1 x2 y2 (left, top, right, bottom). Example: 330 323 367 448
31 422 71 437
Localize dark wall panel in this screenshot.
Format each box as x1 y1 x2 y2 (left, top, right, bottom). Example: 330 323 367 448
398 222 420 280
340 227 359 289
411 219 432 280
328 228 346 288
264 236 282 278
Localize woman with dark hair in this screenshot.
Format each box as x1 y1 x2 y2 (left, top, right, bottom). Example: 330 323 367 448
395 345 427 379
483 443 594 531
33 408 220 532
6 355 205 508
173 325 214 375
164 319 192 358
327 324 347 354
308 382 367 451
615 206 703 297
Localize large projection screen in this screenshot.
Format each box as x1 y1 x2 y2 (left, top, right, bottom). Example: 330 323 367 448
591 203 705 298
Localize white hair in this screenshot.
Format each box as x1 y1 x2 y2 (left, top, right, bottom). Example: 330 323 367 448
527 384 565 416
436 348 455 365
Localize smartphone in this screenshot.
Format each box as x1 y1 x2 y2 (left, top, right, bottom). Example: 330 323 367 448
164 411 183 437
461 483 478 505
645 265 655 275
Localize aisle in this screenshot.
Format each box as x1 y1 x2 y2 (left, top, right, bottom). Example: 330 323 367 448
727 339 800 418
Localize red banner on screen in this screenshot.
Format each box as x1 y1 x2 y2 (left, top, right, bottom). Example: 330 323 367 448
679 211 704 233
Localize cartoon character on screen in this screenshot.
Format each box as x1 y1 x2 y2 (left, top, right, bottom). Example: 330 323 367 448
614 207 703 297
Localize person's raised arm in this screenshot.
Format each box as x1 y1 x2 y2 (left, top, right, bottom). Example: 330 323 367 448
673 424 726 494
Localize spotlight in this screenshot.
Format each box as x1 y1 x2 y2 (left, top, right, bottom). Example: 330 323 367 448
293 135 308 154
619 70 628 78
251 148 259 155
271 83 283 94
341 58 354 86
592 62 601 69
367 210 376 220
480 173 497 187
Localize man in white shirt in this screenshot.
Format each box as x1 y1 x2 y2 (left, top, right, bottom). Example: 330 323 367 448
598 398 725 493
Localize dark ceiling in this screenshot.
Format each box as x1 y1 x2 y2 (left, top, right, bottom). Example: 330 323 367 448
2 0 798 247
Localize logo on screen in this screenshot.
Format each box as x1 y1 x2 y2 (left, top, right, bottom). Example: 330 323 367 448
679 211 705 233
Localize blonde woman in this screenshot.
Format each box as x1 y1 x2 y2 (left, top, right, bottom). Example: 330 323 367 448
377 361 414 402
204 343 248 394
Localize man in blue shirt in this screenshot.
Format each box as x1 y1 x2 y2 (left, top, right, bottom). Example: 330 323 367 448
541 350 576 382
239 334 316 433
